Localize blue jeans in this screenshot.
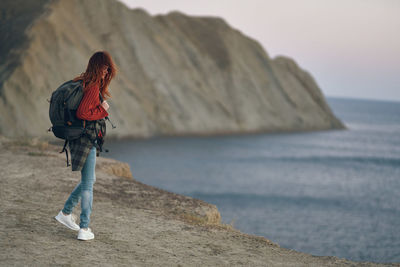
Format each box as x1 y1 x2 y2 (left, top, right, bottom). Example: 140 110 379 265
62 146 96 228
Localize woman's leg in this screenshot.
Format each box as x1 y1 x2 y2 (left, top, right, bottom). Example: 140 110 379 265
62 182 82 215
79 146 97 229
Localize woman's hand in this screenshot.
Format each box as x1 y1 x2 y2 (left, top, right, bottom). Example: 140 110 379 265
101 100 110 111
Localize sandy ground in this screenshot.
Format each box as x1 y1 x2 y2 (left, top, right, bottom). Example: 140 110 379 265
0 136 395 266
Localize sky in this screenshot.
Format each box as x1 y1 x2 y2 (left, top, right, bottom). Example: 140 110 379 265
118 0 400 102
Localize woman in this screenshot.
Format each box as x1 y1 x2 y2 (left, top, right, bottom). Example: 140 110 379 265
54 51 117 241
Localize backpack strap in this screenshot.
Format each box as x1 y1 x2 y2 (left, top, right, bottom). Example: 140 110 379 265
99 92 104 103
105 116 116 129
93 121 103 152
99 91 117 129
59 139 70 167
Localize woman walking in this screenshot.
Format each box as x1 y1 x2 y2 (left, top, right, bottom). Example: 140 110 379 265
54 51 117 240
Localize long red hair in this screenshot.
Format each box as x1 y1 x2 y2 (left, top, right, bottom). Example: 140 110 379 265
73 51 117 99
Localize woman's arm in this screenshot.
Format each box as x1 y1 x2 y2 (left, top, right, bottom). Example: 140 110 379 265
76 84 109 121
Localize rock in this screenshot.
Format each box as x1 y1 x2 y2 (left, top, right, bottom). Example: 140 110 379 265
0 0 345 139
97 157 134 179
194 204 222 225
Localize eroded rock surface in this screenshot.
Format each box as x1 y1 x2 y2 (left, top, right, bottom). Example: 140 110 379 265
0 0 344 139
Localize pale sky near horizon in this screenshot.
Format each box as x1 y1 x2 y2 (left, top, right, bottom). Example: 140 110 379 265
118 0 400 102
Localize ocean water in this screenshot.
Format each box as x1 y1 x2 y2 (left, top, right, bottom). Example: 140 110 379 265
104 97 400 263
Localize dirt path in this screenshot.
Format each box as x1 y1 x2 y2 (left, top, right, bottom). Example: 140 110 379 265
0 137 392 266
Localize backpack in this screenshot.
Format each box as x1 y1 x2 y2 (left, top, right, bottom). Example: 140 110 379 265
49 79 86 140
48 79 116 166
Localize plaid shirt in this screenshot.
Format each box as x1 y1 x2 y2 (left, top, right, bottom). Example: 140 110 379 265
69 119 106 171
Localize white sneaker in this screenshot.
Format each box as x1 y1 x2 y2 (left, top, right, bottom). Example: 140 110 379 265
54 210 80 231
77 228 95 241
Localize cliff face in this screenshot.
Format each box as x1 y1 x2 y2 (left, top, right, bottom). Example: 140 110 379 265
0 0 345 139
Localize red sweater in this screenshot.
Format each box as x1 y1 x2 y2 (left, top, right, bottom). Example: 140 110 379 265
76 83 108 121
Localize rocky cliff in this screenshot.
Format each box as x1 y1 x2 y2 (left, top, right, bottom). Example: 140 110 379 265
0 0 345 139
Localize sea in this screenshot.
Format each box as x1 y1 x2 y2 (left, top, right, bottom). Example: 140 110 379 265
104 97 400 263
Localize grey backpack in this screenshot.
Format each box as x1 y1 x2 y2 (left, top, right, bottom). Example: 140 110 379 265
49 79 85 140
48 80 87 166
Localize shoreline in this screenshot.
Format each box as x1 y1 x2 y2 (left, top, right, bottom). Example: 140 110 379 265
42 125 348 146
0 136 394 266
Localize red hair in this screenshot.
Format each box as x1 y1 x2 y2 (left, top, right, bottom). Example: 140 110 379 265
73 51 117 99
